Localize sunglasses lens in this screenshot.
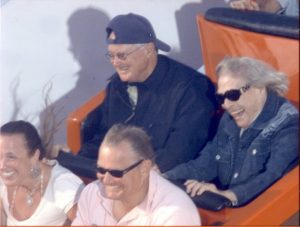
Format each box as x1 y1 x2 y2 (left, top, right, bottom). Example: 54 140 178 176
96 167 106 174
96 167 123 178
216 89 242 104
109 170 123 178
226 90 241 101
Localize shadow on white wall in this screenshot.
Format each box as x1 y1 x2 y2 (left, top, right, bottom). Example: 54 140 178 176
2 0 228 144
39 7 113 143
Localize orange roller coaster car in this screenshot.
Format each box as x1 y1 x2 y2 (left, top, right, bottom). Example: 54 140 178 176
66 7 299 226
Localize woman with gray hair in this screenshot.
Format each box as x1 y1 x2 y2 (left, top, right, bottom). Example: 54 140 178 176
165 56 298 206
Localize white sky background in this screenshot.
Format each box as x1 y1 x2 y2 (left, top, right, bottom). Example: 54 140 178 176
0 0 227 143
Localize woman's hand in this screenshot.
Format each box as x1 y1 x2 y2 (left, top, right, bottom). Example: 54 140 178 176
184 179 219 197
184 179 238 205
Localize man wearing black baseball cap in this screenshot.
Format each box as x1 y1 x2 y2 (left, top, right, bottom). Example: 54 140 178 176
57 13 216 179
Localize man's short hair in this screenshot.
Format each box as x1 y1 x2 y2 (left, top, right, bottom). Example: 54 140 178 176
102 124 155 161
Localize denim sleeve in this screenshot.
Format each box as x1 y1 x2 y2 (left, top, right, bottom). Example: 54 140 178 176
164 138 218 182
155 76 216 172
231 115 299 206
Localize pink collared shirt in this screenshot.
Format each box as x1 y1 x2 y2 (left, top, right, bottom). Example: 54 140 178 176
72 170 201 225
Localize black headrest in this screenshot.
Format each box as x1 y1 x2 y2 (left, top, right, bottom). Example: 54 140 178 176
205 7 299 39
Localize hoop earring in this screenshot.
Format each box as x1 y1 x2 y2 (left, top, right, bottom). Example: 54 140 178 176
29 165 41 178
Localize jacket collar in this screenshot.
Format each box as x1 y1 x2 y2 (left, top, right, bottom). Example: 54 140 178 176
250 90 281 130
223 90 282 135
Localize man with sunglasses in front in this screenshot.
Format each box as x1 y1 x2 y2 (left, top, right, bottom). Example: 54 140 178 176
57 13 216 179
72 124 201 225
165 56 299 207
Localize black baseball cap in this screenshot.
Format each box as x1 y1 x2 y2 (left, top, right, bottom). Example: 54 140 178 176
106 13 171 52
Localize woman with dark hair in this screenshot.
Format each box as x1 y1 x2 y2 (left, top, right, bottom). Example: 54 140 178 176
0 120 84 225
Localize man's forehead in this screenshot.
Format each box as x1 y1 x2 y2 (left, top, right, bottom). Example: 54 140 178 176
97 152 139 170
107 43 135 52
99 142 137 161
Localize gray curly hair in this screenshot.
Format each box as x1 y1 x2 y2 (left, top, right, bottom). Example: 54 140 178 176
215 56 289 96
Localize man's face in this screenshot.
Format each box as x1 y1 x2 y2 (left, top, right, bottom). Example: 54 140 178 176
106 42 154 82
96 141 148 201
217 72 266 128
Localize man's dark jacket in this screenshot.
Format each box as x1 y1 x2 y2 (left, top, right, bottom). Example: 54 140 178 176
58 55 216 177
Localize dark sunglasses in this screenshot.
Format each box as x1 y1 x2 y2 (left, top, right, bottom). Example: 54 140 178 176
216 84 250 105
96 159 144 178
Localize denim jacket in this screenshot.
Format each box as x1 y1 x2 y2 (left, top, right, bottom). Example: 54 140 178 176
165 90 299 205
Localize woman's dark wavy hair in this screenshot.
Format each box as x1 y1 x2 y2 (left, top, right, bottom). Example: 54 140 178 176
0 120 46 160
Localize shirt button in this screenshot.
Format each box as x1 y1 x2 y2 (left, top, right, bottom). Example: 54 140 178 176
252 149 257 155
233 172 239 179
215 154 221 160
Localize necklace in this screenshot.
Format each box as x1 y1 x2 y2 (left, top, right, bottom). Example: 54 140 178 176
9 170 44 213
9 186 18 213
26 172 44 206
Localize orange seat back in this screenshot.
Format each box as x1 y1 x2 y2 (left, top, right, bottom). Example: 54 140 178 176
197 9 299 106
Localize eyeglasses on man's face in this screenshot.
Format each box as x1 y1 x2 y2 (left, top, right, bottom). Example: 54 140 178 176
105 45 145 61
96 159 144 178
216 84 251 105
